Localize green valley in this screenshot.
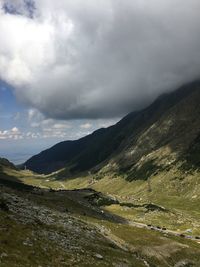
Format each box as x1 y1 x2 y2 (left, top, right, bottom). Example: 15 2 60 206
1 82 200 266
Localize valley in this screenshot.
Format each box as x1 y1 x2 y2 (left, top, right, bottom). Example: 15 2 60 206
1 161 200 267
1 82 200 266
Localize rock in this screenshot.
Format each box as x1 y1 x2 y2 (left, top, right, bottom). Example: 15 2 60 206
0 253 8 258
94 253 103 260
0 199 9 211
174 260 194 267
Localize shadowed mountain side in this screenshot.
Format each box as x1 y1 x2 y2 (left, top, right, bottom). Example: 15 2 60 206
24 81 200 176
0 158 17 170
0 158 23 185
107 86 200 181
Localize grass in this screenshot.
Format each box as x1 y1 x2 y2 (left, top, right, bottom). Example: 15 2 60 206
80 217 200 267
107 223 200 265
1 165 200 266
15 166 200 234
0 198 144 267
0 211 73 267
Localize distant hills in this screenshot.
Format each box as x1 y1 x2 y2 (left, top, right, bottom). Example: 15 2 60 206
24 81 200 178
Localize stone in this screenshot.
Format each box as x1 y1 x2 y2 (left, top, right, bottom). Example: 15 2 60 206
94 253 103 260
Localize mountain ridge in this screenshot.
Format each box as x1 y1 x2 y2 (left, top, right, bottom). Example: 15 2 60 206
24 80 200 176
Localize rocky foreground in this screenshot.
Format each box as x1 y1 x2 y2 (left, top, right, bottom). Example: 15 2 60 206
1 180 200 267
0 182 147 267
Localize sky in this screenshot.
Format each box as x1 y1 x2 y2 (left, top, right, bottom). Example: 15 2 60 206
0 0 200 163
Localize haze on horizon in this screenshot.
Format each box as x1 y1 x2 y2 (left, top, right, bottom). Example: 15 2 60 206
0 0 200 163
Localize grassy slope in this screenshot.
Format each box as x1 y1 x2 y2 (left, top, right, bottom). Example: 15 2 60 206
0 203 141 267
1 166 200 266
20 167 200 235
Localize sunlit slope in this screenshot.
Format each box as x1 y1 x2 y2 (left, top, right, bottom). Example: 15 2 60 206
1 175 200 267
101 83 200 180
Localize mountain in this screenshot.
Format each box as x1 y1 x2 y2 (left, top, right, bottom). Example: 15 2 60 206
4 83 200 267
0 158 21 184
0 158 17 170
24 81 200 176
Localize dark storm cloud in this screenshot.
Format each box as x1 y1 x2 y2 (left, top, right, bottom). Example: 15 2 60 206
0 0 200 119
2 0 35 18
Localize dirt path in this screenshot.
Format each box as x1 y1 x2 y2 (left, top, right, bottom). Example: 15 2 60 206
128 220 200 243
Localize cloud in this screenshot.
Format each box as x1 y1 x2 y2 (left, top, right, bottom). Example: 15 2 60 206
80 123 92 129
27 108 73 138
0 126 41 140
2 0 35 18
0 127 22 140
0 124 68 140
0 0 200 119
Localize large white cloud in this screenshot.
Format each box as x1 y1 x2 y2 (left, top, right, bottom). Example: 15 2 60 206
0 0 200 119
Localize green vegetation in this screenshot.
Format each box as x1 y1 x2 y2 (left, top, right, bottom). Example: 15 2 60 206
181 133 200 171
1 164 200 266
125 160 162 181
1 82 200 266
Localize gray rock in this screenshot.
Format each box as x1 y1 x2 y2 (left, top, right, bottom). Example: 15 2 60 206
94 253 103 260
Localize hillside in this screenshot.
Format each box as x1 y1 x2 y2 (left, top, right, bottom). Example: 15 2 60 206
25 81 200 176
0 158 44 187
102 82 200 181
2 81 200 266
0 158 20 183
0 158 17 170
1 169 200 267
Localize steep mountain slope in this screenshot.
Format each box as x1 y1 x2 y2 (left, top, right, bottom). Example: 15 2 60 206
103 84 200 180
25 81 200 175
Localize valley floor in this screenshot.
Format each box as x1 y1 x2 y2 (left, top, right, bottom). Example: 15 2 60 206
1 167 200 266
0 173 200 267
